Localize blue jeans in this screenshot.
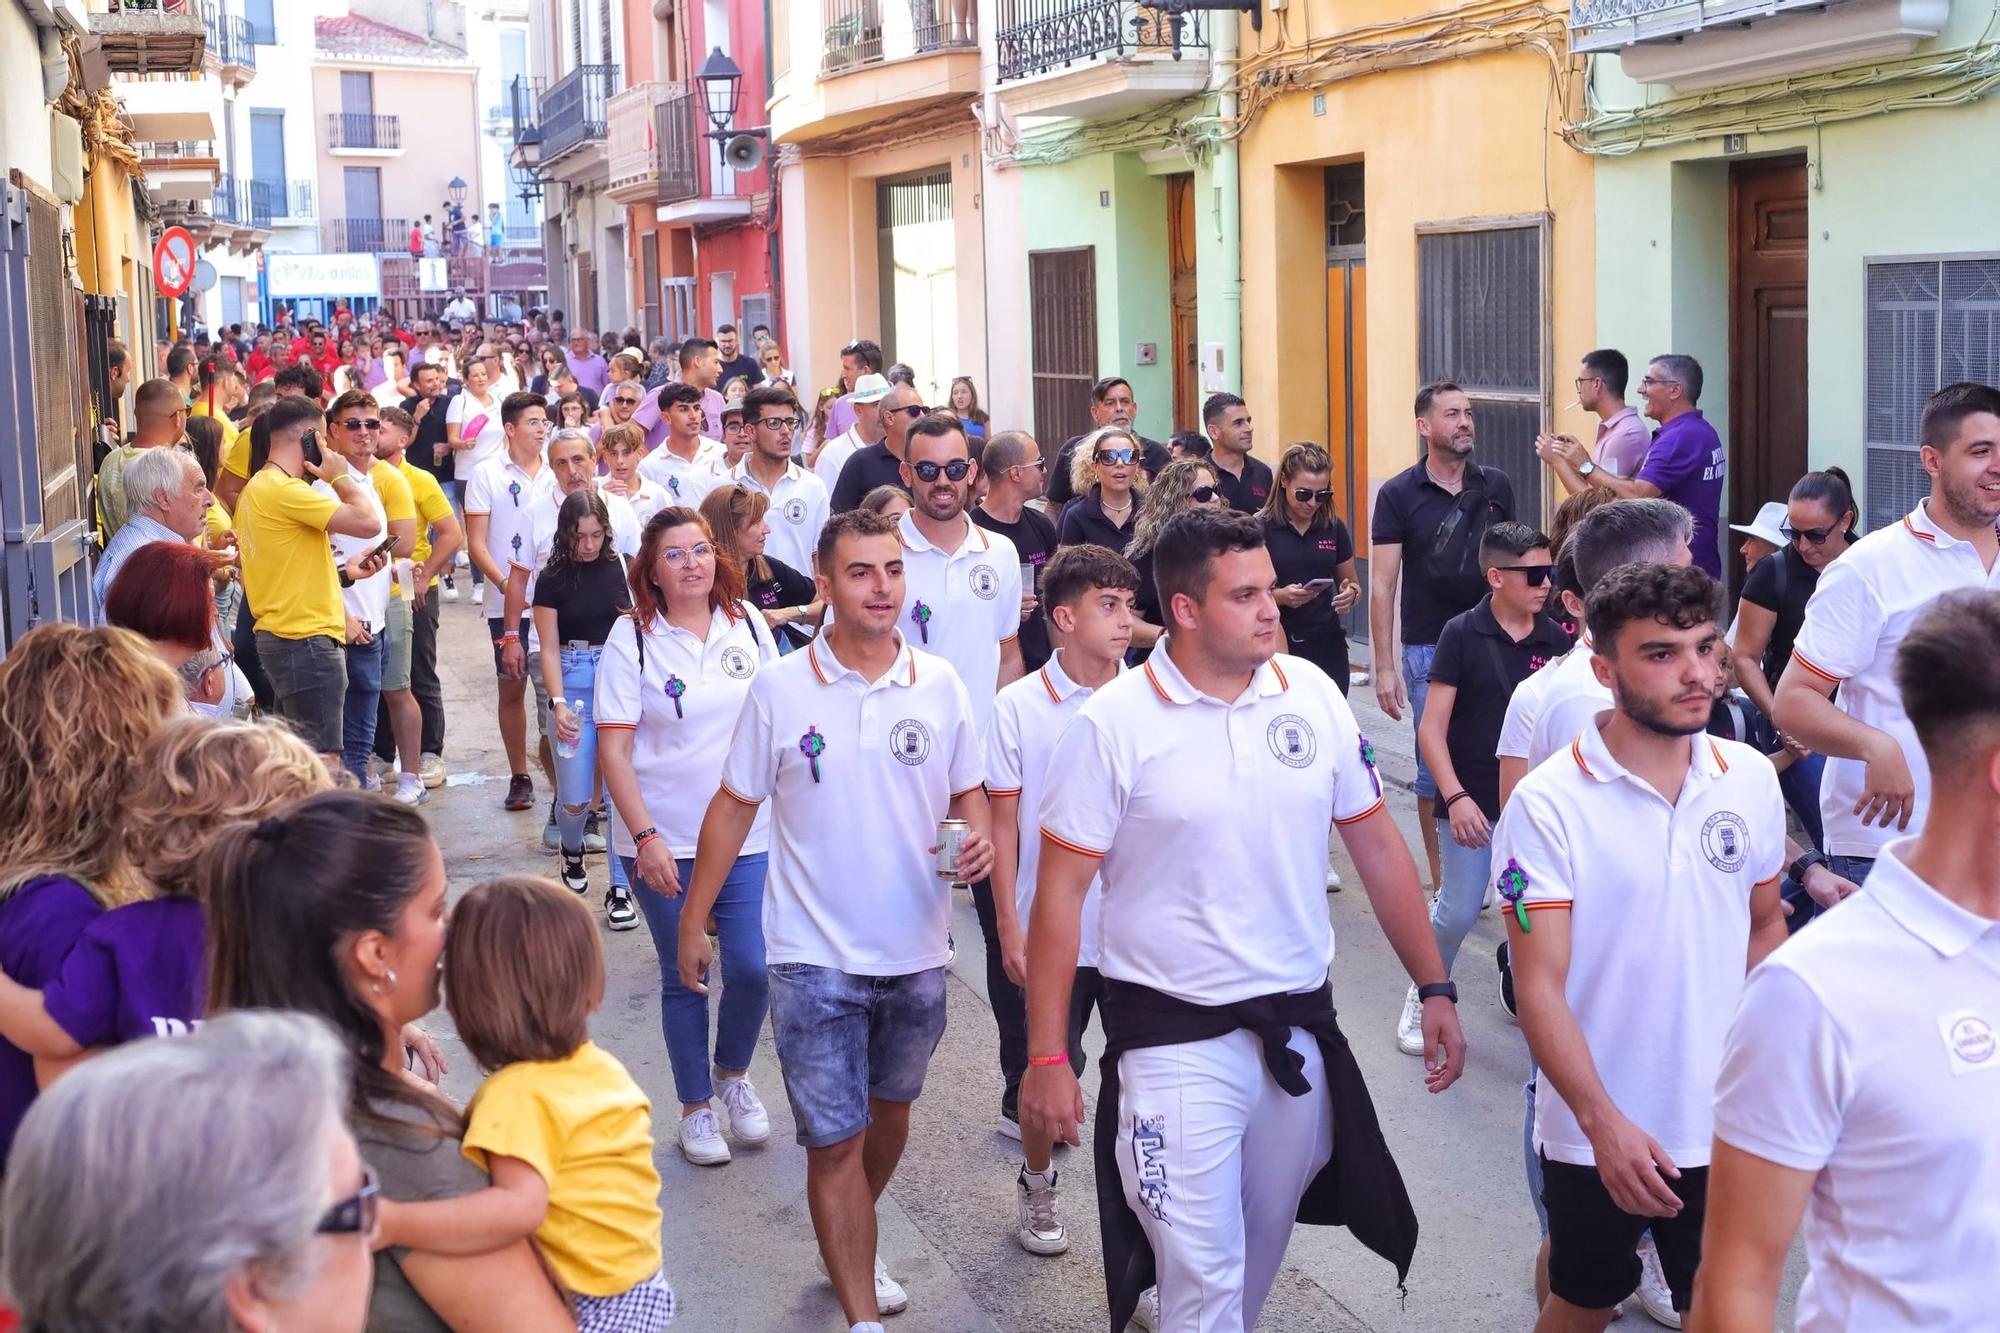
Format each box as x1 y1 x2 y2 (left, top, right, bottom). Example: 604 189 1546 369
1777 750 1826 850
341 633 386 783
766 962 948 1148
1430 827 1493 974
628 853 769 1107
1829 855 1875 887
1402 642 1438 800
551 647 626 890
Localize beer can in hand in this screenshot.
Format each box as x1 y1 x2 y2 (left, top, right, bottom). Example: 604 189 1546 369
936 819 969 880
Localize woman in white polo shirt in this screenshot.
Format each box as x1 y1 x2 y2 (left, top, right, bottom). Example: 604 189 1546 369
597 505 780 1169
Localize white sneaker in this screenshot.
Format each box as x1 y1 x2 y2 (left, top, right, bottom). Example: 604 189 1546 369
1483 881 1496 910
471 584 484 606
1016 1166 1068 1255
814 1254 908 1316
1326 862 1344 892
440 578 458 602
678 1107 731 1166
454 549 469 569
393 776 427 806
717 1073 771 1146
420 752 447 788
1129 1286 1161 1331
1634 1236 1681 1327
362 772 382 793
1395 984 1426 1057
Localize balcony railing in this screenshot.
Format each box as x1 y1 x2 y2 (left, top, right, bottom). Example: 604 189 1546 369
540 63 616 162
326 217 409 254
1570 0 1853 51
821 0 976 77
508 74 543 150
138 138 218 160
327 112 401 150
996 0 1206 82
607 80 669 195
656 85 704 205
214 175 314 225
205 10 255 70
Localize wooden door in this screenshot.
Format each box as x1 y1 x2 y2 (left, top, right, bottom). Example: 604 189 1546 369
1029 246 1097 450
1326 259 1369 635
1167 173 1198 433
1729 158 1809 575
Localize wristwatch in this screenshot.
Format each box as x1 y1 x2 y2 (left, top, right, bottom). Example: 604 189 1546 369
1576 460 1598 479
1417 981 1459 1004
1789 849 1828 884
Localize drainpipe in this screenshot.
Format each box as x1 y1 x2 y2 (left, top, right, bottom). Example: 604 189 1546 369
765 0 782 337
1211 11 1242 397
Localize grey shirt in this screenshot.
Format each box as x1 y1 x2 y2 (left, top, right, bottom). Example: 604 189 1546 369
354 1095 490 1333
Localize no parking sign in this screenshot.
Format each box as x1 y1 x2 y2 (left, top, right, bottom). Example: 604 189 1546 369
153 226 197 297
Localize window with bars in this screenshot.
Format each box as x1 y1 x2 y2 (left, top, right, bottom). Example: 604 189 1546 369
1864 255 2000 532
1029 247 1098 451
1417 221 1546 521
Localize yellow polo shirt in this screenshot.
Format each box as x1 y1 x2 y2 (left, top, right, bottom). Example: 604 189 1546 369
235 467 344 641
398 458 453 589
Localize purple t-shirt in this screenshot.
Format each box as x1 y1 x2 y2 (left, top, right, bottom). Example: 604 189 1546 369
42 897 205 1049
1636 409 1726 577
0 876 104 1164
566 351 610 397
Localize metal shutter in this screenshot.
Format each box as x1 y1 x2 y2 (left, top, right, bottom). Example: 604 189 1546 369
1028 246 1097 452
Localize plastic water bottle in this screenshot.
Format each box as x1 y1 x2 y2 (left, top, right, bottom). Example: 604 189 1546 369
554 698 586 759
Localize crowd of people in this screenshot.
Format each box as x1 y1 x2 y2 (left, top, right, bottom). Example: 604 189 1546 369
9 306 1995 1333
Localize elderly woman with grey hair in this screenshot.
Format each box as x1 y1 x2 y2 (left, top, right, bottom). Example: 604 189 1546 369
2 1009 377 1333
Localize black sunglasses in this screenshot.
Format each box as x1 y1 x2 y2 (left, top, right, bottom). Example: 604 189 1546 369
612 395 641 406
1781 523 1834 546
1191 485 1219 503
317 1168 380 1236
1495 563 1553 586
1095 448 1136 465
912 459 972 483
894 404 930 420
1291 487 1332 504
337 418 382 432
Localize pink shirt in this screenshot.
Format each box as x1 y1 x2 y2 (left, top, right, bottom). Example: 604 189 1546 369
1593 405 1651 479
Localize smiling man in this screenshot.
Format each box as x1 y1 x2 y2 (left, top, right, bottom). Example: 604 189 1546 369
1045 377 1168 508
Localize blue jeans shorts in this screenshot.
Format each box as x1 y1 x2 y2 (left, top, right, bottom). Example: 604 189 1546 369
1402 641 1438 801
766 963 947 1148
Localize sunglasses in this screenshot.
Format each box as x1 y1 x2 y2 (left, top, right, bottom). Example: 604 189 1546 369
1191 485 1219 503
1095 448 1136 465
1781 523 1835 546
613 395 641 407
1495 564 1553 586
912 459 972 483
1291 487 1332 504
317 1169 380 1236
893 404 930 420
659 542 715 566
337 418 382 432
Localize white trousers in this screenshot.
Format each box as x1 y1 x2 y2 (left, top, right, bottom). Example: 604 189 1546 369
1116 1028 1335 1333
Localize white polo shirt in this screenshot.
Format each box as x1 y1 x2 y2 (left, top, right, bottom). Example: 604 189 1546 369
1039 645 1385 1007
1714 839 2000 1331
1523 634 1613 771
813 425 867 490
599 474 669 526
895 509 1021 741
1789 501 2000 859
637 436 726 508
463 456 557 620
593 604 777 860
1489 722 1783 1167
731 457 829 577
717 632 982 975
1496 633 1590 766
313 468 389 633
985 652 1122 969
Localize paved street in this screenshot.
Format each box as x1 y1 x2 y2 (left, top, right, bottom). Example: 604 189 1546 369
412 597 1803 1331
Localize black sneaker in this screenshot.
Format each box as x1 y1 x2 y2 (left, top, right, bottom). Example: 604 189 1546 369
560 852 588 894
605 885 638 930
503 773 534 811
583 808 607 854
1496 939 1518 1024
999 1084 1022 1142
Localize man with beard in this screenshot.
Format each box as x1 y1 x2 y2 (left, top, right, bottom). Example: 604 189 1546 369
1044 377 1169 508
1491 561 1788 1332
1774 380 2000 887
1370 381 1516 896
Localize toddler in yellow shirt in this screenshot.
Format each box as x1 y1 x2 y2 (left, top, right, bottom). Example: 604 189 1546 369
377 876 674 1330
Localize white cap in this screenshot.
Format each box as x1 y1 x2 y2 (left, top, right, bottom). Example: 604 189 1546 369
1729 500 1789 549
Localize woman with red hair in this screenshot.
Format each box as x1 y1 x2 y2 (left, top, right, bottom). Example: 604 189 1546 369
104 541 245 715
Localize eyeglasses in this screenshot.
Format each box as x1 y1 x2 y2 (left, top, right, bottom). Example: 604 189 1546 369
1782 523 1835 546
337 418 382 432
317 1169 380 1236
1095 448 1136 465
1574 375 1601 389
758 415 801 431
1495 564 1554 586
1637 375 1679 391
612 395 641 407
659 542 715 566
894 405 930 420
1191 485 1219 503
911 459 972 483
1013 457 1048 472
1291 487 1332 504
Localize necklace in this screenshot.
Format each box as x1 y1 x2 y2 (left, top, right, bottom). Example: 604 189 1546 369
1102 495 1133 518
1425 461 1464 493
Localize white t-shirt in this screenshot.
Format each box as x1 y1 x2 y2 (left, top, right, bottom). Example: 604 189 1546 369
813 425 866 491
314 468 389 632
599 475 670 526
370 380 404 412
894 510 1021 741
729 458 829 578
1788 501 2000 858
445 388 506 474
1039 646 1385 1006
637 437 727 509
716 633 982 975
1488 723 1784 1167
1714 839 2000 1331
463 456 557 620
594 605 777 860
986 653 1121 968
1522 635 1613 771
1495 634 1587 763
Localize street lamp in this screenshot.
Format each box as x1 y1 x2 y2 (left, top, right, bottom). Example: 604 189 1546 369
696 47 742 136
447 176 468 205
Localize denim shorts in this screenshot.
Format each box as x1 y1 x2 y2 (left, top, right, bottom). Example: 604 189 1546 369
254 631 346 754
766 963 948 1148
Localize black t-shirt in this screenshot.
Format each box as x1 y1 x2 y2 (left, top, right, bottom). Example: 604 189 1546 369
1262 514 1356 683
1056 488 1137 555
531 556 632 645
747 555 817 649
1739 545 1820 689
401 385 461 479
1430 596 1572 820
1212 451 1276 514
973 503 1058 671
829 442 907 513
1046 434 1169 508
1369 458 1516 646
718 353 764 388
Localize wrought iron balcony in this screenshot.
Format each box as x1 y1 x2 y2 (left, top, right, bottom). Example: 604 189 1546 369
205 10 255 71
326 217 410 255
327 112 401 151
1570 0 1857 53
213 176 313 224
508 75 543 150
996 0 1206 83
540 63 617 162
821 0 976 77
656 85 704 206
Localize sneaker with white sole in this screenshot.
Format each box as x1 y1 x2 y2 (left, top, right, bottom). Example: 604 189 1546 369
1395 983 1426 1056
1326 862 1344 892
420 753 447 788
1497 940 1519 1024
1634 1236 1681 1327
542 804 562 849
814 1254 908 1316
559 853 589 895
362 772 382 793
1016 1166 1068 1255
678 1107 731 1166
454 549 470 569
605 885 638 930
583 809 608 854
393 776 427 806
717 1073 771 1145
440 577 458 602
471 583 484 606
1129 1286 1161 1331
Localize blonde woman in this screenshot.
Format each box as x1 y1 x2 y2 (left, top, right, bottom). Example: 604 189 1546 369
1056 426 1146 554
1122 457 1227 654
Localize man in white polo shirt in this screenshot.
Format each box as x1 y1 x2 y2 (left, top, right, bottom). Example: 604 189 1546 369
1493 562 1788 1331
462 390 557 813
1775 380 2000 887
677 507 995 1333
638 382 726 508
725 384 828 576
1694 589 2000 1332
1022 508 1465 1333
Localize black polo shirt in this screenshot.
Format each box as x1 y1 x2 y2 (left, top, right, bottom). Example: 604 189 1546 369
1738 544 1821 690
749 554 818 650
1046 433 1169 508
1055 488 1137 554
1368 457 1516 646
1262 514 1356 682
973 502 1058 671
829 441 907 513
401 384 461 479
1430 594 1570 819
1212 450 1275 514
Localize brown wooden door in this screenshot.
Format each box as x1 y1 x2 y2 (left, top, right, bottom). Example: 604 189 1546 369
1167 173 1198 433
1029 246 1098 450
1729 158 1809 576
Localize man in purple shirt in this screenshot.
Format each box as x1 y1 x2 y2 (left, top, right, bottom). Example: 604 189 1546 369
631 336 727 448
1536 352 1725 576
821 337 885 443
564 329 609 398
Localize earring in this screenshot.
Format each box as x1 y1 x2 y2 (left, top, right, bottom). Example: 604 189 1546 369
384 967 398 992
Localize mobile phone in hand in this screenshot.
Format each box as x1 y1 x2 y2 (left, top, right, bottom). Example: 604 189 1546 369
369 534 397 563
301 429 323 468
1303 578 1338 590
